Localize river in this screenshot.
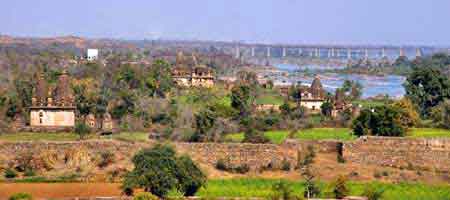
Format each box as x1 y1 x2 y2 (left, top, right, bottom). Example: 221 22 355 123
273 63 406 99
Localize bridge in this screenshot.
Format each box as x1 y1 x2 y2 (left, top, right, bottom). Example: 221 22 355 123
232 43 449 61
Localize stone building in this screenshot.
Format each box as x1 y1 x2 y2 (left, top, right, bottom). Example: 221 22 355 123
171 52 215 88
299 76 326 112
29 70 75 130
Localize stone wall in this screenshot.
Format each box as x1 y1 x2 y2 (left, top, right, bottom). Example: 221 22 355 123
0 140 300 173
344 137 450 173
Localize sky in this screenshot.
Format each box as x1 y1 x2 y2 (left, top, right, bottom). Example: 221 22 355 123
1 0 450 45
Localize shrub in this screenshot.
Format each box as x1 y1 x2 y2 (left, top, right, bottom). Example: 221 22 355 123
243 128 270 144
133 192 159 200
352 106 406 137
4 168 17 179
298 145 315 168
98 150 115 168
15 151 34 172
23 169 36 177
122 144 206 198
332 175 349 199
234 164 250 174
8 193 32 200
271 180 302 200
281 159 291 171
363 185 384 200
215 158 228 171
75 122 91 140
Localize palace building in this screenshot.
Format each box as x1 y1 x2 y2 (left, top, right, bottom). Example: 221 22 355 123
29 70 76 130
171 52 215 88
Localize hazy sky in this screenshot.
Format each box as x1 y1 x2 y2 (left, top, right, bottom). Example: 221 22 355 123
2 0 450 45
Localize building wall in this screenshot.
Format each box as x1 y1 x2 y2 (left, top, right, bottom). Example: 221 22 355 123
30 109 75 127
300 100 323 111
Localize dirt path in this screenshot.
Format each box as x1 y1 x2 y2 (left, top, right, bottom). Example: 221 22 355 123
0 183 123 199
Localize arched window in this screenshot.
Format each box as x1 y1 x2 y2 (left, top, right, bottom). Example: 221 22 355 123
39 111 44 124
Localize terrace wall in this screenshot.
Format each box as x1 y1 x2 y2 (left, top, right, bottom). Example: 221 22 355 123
343 136 450 173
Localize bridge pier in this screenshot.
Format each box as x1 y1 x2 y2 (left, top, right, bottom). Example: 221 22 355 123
416 48 422 58
400 48 406 57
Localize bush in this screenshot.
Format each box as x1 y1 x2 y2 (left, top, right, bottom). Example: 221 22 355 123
363 185 385 200
4 168 17 179
98 150 115 168
243 128 270 144
24 169 36 177
234 164 250 174
298 145 315 168
281 159 291 171
215 159 249 174
215 158 228 171
122 144 206 198
8 193 32 200
332 175 349 199
133 192 159 200
75 122 91 139
271 180 302 200
352 106 406 137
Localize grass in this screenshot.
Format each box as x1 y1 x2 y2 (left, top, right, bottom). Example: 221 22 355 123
106 132 149 142
197 178 450 200
226 128 354 143
0 132 79 142
226 130 290 144
353 99 389 108
0 132 150 142
295 128 355 141
408 128 450 138
1 128 448 143
255 89 285 105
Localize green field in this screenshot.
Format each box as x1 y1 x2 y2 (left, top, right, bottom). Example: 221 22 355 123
408 128 450 138
0 132 150 142
197 178 450 200
0 128 448 143
226 128 354 143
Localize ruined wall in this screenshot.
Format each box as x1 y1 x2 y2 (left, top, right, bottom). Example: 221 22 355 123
0 141 301 173
344 137 450 173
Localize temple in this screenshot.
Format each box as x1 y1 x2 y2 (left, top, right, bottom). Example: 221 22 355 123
171 52 215 88
29 70 76 130
299 76 326 112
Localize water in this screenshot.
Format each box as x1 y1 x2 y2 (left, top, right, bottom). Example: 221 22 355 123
273 64 406 99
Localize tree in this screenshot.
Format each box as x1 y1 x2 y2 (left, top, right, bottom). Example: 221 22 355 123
190 108 217 142
145 59 173 97
8 193 32 200
431 100 450 129
231 84 254 117
122 144 206 198
320 101 333 117
133 192 158 200
404 66 450 117
243 127 270 144
74 122 91 140
352 106 405 137
391 98 420 127
332 175 349 199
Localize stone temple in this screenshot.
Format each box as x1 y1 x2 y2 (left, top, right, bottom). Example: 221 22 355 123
171 52 215 88
299 76 326 112
30 70 75 131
